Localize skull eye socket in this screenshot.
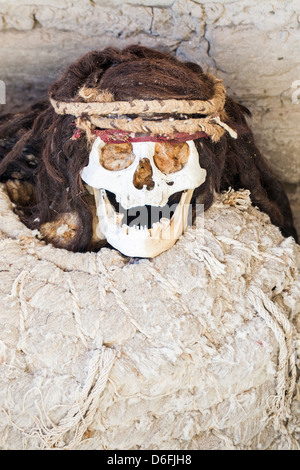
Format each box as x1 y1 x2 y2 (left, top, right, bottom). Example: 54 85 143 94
154 142 190 174
100 143 135 171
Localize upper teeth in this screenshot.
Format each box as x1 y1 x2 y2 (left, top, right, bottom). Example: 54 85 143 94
101 191 182 238
91 187 194 257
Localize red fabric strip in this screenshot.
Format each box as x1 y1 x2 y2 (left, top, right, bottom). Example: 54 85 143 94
71 128 208 143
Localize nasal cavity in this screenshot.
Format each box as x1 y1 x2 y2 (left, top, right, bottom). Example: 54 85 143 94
133 158 155 190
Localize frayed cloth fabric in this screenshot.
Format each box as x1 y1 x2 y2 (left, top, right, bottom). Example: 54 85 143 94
0 185 299 450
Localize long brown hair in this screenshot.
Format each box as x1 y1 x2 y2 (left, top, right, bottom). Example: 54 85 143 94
0 45 297 251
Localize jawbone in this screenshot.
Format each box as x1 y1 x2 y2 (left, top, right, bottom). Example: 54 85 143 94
92 188 194 258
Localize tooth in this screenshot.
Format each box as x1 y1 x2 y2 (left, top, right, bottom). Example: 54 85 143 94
138 225 149 236
114 213 124 226
93 189 111 238
160 218 170 228
160 217 172 240
151 222 162 238
129 226 137 234
100 190 115 219
171 189 194 237
121 224 129 235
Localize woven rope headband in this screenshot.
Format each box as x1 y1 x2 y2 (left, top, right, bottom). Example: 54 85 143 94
50 74 237 142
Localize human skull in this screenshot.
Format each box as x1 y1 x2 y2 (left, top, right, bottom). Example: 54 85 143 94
81 136 206 257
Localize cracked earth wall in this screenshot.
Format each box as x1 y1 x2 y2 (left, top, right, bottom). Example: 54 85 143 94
0 0 299 234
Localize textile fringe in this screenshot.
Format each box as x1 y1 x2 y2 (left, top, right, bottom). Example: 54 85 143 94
222 188 251 210
212 116 238 139
183 231 226 280
247 286 299 449
190 245 226 280
212 429 237 450
8 270 32 352
66 275 88 347
3 347 116 450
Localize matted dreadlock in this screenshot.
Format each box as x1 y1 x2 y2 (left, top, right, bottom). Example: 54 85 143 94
0 45 298 252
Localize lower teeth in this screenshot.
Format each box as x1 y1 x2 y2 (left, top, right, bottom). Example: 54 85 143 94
97 189 191 238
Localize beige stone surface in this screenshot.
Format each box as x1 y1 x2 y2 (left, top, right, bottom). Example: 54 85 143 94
0 0 299 231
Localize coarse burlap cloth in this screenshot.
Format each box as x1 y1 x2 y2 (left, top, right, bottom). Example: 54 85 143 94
0 184 299 450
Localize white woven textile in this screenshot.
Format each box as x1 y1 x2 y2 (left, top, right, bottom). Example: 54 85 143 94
0 184 299 450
